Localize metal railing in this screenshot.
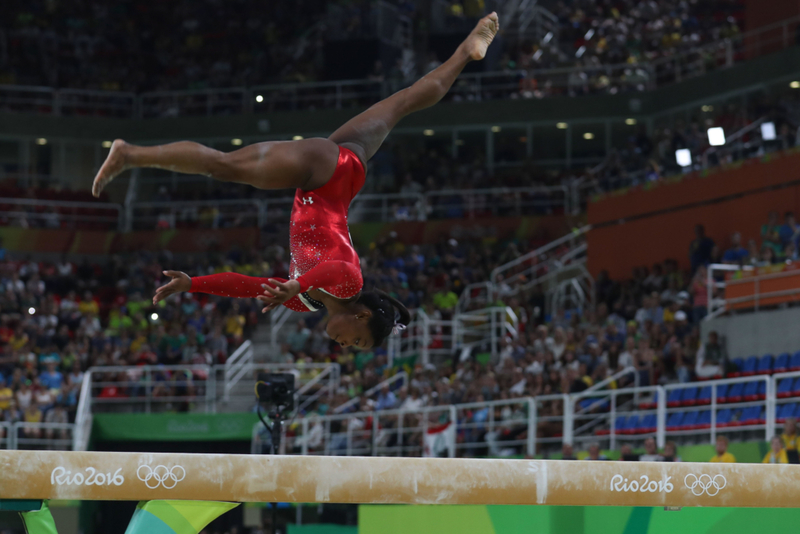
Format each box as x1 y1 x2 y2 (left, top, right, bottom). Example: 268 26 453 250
0 197 123 231
73 372 93 451
706 263 800 320
271 369 800 459
334 372 408 414
87 364 215 414
223 340 255 401
14 422 74 450
4 15 798 118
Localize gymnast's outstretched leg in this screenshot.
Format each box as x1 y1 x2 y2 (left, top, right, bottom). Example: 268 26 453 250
91 13 498 197
328 12 499 165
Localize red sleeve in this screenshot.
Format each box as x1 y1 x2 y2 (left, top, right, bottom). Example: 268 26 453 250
189 273 287 299
296 261 362 298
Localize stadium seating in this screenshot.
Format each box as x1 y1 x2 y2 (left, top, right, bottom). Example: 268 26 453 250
757 354 773 375
774 353 790 374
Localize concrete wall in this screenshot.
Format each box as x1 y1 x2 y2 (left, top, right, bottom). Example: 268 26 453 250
701 307 800 360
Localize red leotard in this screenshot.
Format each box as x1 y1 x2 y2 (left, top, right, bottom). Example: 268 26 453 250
189 146 365 311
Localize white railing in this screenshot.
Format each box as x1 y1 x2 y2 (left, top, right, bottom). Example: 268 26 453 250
0 197 124 230
72 372 93 452
3 15 798 118
0 422 14 450
334 372 408 414
86 364 215 414
270 369 800 459
14 422 74 450
223 340 254 401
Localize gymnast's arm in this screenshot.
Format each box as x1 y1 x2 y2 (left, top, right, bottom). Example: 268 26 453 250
153 270 286 303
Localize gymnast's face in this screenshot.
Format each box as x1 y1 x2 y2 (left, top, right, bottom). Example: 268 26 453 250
327 309 374 350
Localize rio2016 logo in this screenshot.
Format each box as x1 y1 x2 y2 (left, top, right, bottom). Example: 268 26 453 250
51 467 124 486
610 474 674 493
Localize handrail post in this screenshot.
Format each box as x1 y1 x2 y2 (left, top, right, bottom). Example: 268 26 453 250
766 375 775 440
527 398 536 457
449 405 457 458
710 383 717 444
656 385 666 449
302 418 309 456
563 394 573 445
610 391 616 451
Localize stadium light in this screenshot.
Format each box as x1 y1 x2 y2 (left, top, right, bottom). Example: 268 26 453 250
150 313 159 321
583 132 594 140
255 95 264 103
292 135 304 140
28 307 35 315
675 148 692 167
625 118 637 126
707 127 726 146
556 122 568 129
761 122 777 141
791 81 800 89
102 140 112 148
423 129 435 136
36 138 47 145
491 126 501 133
231 138 243 146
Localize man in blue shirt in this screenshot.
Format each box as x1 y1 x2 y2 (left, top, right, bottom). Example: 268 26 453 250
375 385 397 411
722 232 748 265
780 212 800 250
40 362 64 392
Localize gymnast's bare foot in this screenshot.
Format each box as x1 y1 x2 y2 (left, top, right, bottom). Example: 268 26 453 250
92 139 130 197
461 12 499 61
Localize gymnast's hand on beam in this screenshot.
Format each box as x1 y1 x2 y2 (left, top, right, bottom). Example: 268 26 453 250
153 270 192 304
258 279 301 313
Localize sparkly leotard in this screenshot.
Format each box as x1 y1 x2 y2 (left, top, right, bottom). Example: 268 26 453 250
189 146 365 312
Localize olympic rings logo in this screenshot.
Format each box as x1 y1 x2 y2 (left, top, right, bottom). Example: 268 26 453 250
684 474 727 496
137 464 186 489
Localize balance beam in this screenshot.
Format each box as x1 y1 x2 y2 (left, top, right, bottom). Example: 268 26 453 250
1 450 797 507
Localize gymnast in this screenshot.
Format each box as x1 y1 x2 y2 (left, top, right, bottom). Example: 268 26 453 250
91 14 499 350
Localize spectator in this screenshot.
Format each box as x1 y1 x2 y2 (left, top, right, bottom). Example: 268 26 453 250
286 319 311 353
780 212 800 251
375 385 397 411
689 225 714 274
662 441 681 462
584 442 608 460
639 437 663 461
782 417 799 464
695 331 725 379
722 232 748 265
44 404 70 441
619 444 639 461
561 442 576 460
763 435 789 464
690 266 709 322
761 210 783 255
710 436 736 463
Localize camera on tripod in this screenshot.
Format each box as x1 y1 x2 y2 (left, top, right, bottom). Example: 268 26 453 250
255 372 295 415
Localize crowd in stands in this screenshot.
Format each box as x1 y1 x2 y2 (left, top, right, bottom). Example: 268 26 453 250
0 0 748 96
0 247 263 446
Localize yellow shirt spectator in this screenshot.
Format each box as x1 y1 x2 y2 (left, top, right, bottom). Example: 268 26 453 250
225 314 245 338
0 387 12 410
710 452 736 463
78 298 99 316
763 449 789 464
782 433 799 451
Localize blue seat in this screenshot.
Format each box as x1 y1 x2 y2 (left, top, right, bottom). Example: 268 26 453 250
757 354 774 375
716 384 730 402
743 381 760 401
793 404 800 418
640 414 657 433
726 383 744 403
742 356 758 376
758 382 767 399
777 403 795 423
791 351 800 371
729 358 744 377
639 391 658 410
697 386 712 405
666 412 684 431
611 415 627 435
624 415 642 435
716 408 733 427
681 387 699 406
697 410 711 429
681 411 699 430
777 378 794 398
667 389 683 407
740 407 760 426
774 353 790 373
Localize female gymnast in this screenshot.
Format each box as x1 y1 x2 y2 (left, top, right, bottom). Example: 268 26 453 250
91 13 499 350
